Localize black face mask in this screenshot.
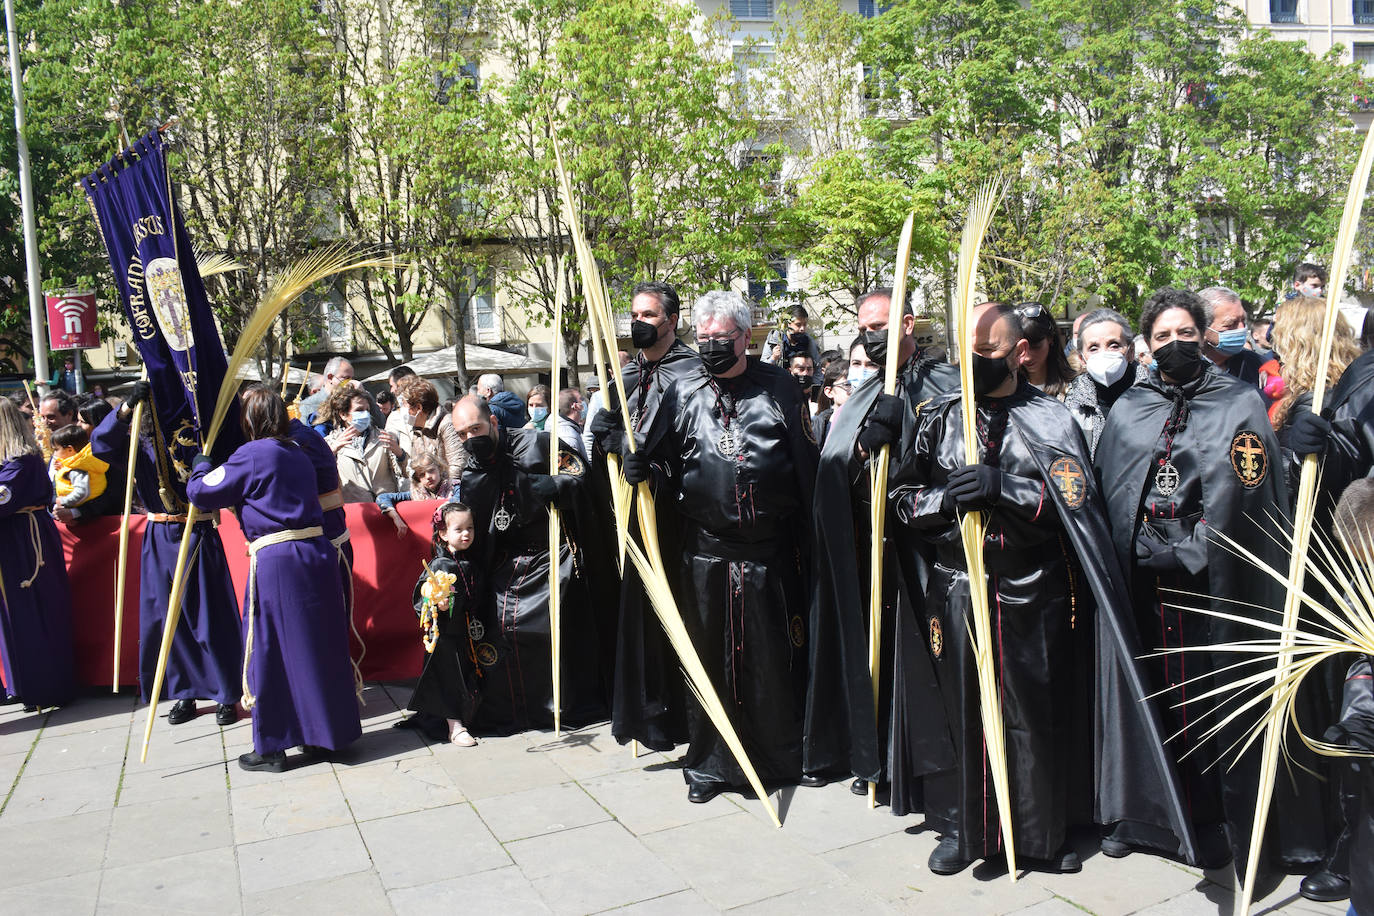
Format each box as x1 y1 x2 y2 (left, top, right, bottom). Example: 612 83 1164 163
699 340 740 376
465 431 498 465
794 373 812 388
630 319 659 350
971 352 1012 397
1152 339 1203 383
862 329 888 366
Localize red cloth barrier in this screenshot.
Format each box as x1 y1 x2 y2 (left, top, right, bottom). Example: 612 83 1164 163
59 500 443 689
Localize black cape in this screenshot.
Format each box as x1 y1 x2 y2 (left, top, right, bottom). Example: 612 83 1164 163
893 383 1196 862
407 554 483 727
1096 364 1289 870
803 352 959 789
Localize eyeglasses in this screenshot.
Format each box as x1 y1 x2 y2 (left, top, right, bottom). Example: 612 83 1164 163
695 329 742 345
1013 302 1045 319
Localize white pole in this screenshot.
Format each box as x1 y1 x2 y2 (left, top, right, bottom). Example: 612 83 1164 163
4 0 49 391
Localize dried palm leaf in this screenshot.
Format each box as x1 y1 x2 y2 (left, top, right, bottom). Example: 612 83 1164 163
193 251 247 281
550 258 566 735
140 244 399 763
865 211 915 809
954 179 1016 879
552 132 780 826
1238 119 1374 913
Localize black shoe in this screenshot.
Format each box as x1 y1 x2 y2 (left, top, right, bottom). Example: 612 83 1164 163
0 694 18 705
1299 870 1351 903
850 778 869 796
798 774 829 788
1100 838 1131 858
392 716 420 730
1049 846 1081 874
215 704 237 726
687 782 724 804
928 837 974 876
238 751 287 773
22 704 37 713
167 699 198 725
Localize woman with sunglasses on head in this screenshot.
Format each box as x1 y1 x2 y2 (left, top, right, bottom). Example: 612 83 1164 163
811 337 874 449
1063 309 1148 460
1016 302 1078 401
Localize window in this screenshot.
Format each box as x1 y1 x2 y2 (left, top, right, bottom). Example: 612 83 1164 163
730 0 773 19
457 269 498 345
741 149 782 195
1357 0 1374 24
858 0 891 17
1356 43 1374 74
1197 215 1230 268
1270 0 1297 23
746 257 788 304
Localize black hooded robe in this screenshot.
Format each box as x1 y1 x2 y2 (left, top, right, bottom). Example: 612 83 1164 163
606 340 701 751
802 352 959 810
892 382 1195 865
1096 365 1294 873
461 427 604 733
641 358 818 792
407 554 483 728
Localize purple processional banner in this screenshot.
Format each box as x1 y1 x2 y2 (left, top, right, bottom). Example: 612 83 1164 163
81 130 240 496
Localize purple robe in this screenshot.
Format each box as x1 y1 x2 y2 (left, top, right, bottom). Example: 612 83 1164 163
90 409 243 704
287 419 353 608
0 453 75 707
187 437 360 754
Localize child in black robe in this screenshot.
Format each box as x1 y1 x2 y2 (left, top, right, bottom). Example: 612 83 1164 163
405 501 483 745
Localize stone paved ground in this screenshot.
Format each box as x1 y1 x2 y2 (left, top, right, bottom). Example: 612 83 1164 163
0 686 1349 915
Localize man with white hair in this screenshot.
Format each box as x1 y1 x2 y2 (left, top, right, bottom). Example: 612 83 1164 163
605 290 818 804
474 372 528 431
298 356 354 425
1198 286 1266 391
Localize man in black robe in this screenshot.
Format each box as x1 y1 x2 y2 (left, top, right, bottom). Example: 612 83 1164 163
1095 287 1299 877
891 302 1194 876
802 288 959 808
450 395 604 733
589 281 701 752
614 290 818 804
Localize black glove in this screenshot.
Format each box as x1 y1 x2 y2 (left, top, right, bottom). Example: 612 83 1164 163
191 453 214 473
528 474 560 504
856 394 904 456
590 409 626 454
1287 411 1330 459
125 380 151 413
1135 526 1183 573
945 464 1002 512
621 451 651 484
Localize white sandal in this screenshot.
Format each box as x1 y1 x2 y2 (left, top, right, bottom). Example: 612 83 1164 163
448 719 477 747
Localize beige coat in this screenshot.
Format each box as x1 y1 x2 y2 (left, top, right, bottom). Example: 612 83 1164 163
327 428 404 503
405 412 467 483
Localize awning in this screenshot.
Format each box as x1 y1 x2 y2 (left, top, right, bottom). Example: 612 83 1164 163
362 344 545 382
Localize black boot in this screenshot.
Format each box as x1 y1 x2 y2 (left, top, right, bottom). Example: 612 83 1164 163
167 699 198 725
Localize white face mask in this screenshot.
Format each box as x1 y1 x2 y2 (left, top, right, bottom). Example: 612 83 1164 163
1085 351 1128 387
847 367 877 389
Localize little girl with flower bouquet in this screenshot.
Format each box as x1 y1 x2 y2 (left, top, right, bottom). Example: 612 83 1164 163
400 501 484 745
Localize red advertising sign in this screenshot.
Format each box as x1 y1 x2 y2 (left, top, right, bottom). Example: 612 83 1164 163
45 290 100 350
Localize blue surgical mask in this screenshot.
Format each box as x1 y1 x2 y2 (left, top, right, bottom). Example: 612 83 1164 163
530 406 549 423
351 411 371 432
1213 328 1248 356
847 367 877 389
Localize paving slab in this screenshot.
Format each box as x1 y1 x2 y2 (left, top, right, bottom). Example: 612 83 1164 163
472 781 611 842
243 868 395 916
38 695 136 737
738 781 914 854
642 810 839 909
237 823 373 895
730 881 896 914
96 845 241 916
0 761 122 825
20 726 129 776
612 889 721 915
336 755 466 822
104 792 234 868
581 764 741 837
0 808 111 890
358 802 511 890
508 819 688 914
1028 844 1206 916
388 865 550 916
436 731 571 800
230 768 354 843
0 869 100 916
116 759 229 806
528 725 672 781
